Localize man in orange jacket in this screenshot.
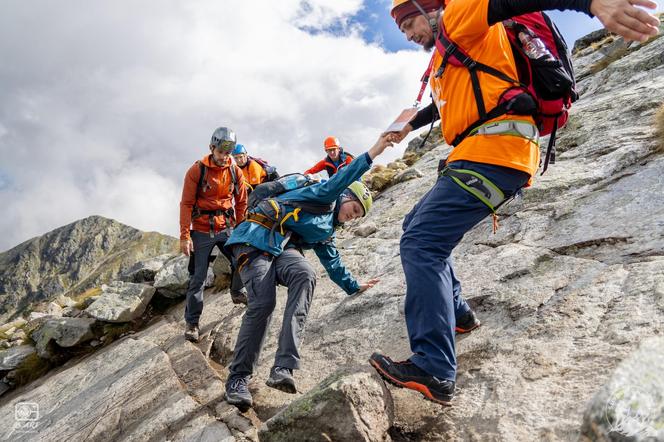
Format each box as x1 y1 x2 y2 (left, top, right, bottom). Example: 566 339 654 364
304 136 354 178
369 0 660 406
180 126 248 342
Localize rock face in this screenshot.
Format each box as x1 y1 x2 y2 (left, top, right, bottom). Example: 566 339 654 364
0 216 178 322
259 367 393 442
581 337 664 441
85 281 156 323
0 308 248 442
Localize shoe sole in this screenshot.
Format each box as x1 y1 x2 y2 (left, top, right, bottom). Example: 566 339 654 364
266 378 297 394
223 392 252 412
455 320 481 334
369 358 453 406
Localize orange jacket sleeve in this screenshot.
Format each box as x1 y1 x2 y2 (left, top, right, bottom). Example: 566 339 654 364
305 159 327 175
233 164 248 223
179 163 200 241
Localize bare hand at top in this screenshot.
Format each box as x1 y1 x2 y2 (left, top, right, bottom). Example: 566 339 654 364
591 0 660 42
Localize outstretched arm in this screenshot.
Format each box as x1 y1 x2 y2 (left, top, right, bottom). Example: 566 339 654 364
487 0 659 42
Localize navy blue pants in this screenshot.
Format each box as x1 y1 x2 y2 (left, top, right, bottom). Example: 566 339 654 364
400 160 530 381
184 230 243 326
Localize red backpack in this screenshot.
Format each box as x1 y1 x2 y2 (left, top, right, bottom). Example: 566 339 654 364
434 12 578 174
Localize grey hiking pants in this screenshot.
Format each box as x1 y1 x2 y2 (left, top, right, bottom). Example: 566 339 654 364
184 230 244 326
229 244 316 377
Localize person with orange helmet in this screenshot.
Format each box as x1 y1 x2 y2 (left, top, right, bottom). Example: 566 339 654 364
369 0 660 406
304 136 355 178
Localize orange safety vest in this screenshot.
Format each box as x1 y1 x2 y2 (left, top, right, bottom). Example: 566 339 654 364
431 0 539 181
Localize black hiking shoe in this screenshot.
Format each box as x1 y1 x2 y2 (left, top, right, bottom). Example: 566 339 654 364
184 323 199 342
266 366 297 394
455 309 481 334
224 376 252 412
231 289 248 305
369 353 455 406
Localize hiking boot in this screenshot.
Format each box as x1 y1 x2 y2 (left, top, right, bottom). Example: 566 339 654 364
369 353 455 406
224 376 252 412
231 289 248 305
266 366 297 394
184 323 199 342
455 309 481 334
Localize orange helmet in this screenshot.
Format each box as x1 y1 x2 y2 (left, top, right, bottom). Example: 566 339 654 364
324 136 341 151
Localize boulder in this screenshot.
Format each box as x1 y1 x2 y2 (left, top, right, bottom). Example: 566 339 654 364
354 223 378 238
54 295 76 308
85 281 156 323
0 345 37 371
154 255 190 298
31 318 97 359
365 165 398 192
259 367 393 442
393 167 424 185
581 337 664 441
120 253 176 283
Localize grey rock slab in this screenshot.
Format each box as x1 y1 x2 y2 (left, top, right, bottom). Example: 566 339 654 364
0 317 230 442
85 281 156 323
0 345 36 370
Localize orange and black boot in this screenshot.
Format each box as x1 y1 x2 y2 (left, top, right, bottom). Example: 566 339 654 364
369 353 455 406
455 309 481 334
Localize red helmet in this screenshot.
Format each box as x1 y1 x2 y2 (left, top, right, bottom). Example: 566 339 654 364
390 0 445 28
324 136 341 151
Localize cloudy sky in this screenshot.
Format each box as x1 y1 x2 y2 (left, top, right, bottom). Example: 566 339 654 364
0 0 615 251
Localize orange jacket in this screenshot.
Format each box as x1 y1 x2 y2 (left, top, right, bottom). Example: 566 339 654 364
179 155 247 240
240 159 267 191
304 151 354 177
431 0 539 180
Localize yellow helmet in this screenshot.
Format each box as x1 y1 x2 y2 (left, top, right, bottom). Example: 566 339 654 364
346 181 373 216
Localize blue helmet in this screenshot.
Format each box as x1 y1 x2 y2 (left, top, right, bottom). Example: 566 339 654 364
232 144 247 155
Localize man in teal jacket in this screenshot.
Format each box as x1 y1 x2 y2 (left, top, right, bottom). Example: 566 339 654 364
223 134 393 410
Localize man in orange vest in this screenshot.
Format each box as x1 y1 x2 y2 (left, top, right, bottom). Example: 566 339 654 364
304 136 354 178
180 127 248 342
232 144 279 193
369 0 660 406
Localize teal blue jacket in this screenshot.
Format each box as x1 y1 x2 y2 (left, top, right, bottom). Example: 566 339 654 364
226 152 373 295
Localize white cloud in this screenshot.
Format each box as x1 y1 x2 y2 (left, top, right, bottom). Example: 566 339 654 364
0 0 430 251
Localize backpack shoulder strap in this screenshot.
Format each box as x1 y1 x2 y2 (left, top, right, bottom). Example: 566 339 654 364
229 164 239 195
196 160 206 201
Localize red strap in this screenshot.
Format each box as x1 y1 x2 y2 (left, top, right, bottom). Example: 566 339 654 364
415 52 437 106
